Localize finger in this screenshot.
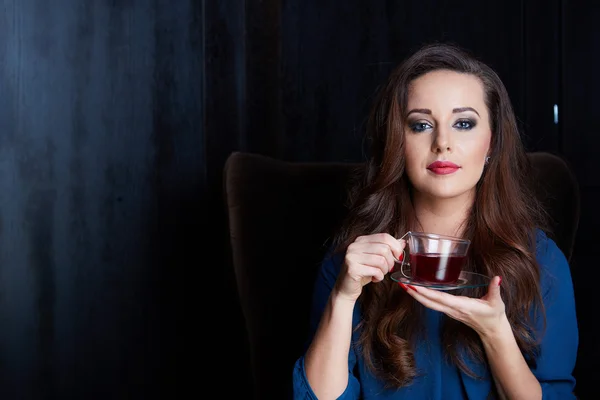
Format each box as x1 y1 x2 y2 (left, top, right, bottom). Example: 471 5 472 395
354 264 385 282
383 236 405 260
367 265 386 282
391 239 406 262
381 236 405 260
365 246 396 270
351 242 396 269
484 276 502 302
403 285 469 310
401 284 454 314
355 234 405 259
347 253 390 275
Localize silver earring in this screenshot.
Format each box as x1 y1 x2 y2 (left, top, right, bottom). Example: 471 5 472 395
485 156 491 165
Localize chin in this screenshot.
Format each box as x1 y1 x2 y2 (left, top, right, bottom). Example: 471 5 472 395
417 185 474 201
429 191 465 200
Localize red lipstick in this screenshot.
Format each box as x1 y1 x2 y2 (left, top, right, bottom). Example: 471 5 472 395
427 161 460 175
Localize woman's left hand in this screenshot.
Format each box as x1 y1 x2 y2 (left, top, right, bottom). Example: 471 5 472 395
400 276 506 337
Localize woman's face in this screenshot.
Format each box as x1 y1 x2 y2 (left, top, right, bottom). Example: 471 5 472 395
404 70 492 202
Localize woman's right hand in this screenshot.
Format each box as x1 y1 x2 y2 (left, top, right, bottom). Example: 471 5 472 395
333 233 405 302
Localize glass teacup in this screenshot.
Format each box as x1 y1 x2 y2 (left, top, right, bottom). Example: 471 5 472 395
396 231 471 284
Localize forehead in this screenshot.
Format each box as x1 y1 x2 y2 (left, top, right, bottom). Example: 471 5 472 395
407 70 486 110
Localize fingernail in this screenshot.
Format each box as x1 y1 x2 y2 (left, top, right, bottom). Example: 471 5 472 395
407 285 418 291
398 282 408 291
398 253 404 261
498 276 502 286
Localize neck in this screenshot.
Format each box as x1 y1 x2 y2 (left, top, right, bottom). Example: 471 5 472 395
411 190 475 238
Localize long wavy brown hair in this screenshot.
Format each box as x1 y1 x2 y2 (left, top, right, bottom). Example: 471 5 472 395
333 43 549 388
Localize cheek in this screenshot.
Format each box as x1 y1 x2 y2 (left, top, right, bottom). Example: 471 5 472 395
404 138 426 164
460 135 491 164
403 145 421 174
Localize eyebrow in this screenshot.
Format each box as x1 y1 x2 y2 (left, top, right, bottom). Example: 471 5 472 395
406 107 480 117
452 107 480 116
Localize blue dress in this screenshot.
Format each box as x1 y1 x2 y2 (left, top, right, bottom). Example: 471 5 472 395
292 231 578 399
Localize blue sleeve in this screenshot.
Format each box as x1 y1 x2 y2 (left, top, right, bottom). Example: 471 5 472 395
534 232 579 399
292 250 362 399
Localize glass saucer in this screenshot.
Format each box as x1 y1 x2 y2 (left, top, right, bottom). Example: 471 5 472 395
390 269 492 291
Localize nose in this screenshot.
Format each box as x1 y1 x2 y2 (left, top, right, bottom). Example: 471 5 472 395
432 126 452 154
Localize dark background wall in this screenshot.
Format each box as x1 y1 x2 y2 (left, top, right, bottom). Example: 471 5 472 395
0 0 597 398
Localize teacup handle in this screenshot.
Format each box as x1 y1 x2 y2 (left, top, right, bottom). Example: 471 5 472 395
394 249 411 279
393 230 411 278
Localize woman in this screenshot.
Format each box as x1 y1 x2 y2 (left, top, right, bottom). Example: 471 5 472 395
292 43 578 399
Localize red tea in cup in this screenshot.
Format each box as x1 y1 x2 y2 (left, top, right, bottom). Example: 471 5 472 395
409 253 467 284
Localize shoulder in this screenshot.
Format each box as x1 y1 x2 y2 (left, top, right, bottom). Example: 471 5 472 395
534 229 568 271
534 229 573 301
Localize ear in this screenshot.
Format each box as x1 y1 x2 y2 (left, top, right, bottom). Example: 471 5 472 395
484 144 492 163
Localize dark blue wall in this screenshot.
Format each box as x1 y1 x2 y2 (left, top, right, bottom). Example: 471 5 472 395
0 1 217 398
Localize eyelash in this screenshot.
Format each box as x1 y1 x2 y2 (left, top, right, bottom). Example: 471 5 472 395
408 119 477 133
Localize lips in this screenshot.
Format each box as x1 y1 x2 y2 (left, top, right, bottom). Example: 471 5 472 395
427 161 460 175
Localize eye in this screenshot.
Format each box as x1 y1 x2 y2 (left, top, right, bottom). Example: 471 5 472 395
454 119 476 130
409 121 433 133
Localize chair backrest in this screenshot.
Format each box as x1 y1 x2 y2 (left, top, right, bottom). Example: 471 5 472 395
223 151 580 400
